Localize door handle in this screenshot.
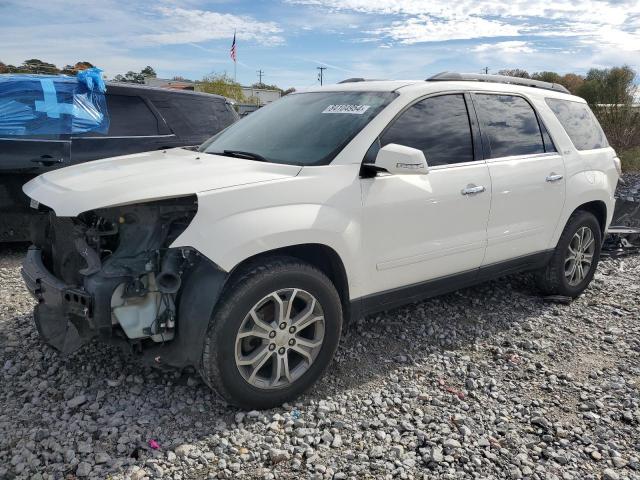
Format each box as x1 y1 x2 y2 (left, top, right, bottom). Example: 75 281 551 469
461 184 486 195
30 155 64 166
546 173 563 182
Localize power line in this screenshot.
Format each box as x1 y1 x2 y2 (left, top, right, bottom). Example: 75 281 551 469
317 66 327 86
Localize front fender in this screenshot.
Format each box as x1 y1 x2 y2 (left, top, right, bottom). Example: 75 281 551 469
172 203 361 296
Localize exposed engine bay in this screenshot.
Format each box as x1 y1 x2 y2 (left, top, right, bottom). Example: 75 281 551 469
23 195 227 366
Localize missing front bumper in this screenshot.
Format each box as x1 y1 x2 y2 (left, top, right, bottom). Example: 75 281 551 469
22 246 96 354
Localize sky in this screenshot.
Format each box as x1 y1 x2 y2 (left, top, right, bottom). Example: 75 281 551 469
1 0 639 89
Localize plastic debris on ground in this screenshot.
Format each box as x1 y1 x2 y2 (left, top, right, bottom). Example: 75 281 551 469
604 198 640 257
0 67 109 136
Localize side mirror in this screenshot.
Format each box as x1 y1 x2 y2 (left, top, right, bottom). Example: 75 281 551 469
374 144 429 175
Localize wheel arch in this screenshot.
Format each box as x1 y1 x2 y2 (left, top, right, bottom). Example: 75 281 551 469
574 200 607 237
225 243 355 327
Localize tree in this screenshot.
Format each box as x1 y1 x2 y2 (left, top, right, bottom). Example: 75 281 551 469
200 73 245 102
60 61 94 76
531 71 562 84
282 87 296 96
251 82 283 93
113 66 157 84
497 69 530 78
558 73 584 95
141 66 156 78
0 61 8 74
20 59 60 74
576 66 640 149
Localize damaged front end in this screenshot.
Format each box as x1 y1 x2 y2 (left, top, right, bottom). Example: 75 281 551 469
22 196 227 368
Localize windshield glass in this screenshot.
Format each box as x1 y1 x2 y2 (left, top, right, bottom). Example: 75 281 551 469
199 91 397 166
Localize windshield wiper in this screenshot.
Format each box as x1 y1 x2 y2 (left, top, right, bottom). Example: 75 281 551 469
206 149 268 162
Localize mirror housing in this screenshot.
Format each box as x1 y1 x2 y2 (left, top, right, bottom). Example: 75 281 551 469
374 144 428 175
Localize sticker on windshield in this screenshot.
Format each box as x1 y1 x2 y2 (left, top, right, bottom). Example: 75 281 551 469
322 104 371 115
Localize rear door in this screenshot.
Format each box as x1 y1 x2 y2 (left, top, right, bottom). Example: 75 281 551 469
70 93 178 163
472 93 565 265
0 136 70 171
360 93 491 299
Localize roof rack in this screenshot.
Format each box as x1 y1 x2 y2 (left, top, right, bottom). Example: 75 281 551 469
337 78 382 84
427 72 570 94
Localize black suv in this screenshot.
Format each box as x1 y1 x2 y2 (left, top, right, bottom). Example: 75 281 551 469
0 82 238 241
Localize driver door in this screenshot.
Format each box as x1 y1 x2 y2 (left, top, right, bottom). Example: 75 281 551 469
360 93 491 308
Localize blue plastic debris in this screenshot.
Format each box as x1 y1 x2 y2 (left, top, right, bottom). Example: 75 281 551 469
0 67 109 136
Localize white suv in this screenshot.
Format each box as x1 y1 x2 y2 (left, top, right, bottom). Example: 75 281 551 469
22 73 620 409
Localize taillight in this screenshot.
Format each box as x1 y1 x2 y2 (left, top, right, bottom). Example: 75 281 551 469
613 156 622 177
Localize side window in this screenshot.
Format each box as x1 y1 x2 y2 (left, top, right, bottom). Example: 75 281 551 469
474 94 545 158
545 98 608 150
105 94 160 136
379 94 474 166
540 121 557 153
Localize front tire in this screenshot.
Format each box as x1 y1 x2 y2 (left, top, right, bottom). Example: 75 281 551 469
200 257 342 409
536 210 602 297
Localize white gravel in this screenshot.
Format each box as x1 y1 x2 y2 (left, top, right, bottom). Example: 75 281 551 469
1 180 639 479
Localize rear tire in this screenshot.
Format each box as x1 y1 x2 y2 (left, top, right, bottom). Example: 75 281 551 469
536 210 602 297
200 257 342 409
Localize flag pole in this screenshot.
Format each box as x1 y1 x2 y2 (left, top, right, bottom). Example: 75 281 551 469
233 29 237 82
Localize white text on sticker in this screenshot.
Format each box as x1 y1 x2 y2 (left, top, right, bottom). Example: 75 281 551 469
322 104 371 114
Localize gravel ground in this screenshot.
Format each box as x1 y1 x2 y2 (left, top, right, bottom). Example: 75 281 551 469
1 179 639 480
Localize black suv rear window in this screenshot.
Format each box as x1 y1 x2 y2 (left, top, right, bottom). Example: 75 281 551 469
106 94 160 136
545 98 608 151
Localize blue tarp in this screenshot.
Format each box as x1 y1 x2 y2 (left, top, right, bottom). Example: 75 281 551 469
0 67 109 136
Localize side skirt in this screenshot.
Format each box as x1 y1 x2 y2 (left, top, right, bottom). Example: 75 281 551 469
353 250 553 318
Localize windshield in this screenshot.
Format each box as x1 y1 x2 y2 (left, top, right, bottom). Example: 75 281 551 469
199 91 397 166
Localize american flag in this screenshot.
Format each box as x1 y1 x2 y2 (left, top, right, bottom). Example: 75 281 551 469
230 31 237 62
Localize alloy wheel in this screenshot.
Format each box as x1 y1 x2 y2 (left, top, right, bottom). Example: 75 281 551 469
234 288 325 389
565 226 596 286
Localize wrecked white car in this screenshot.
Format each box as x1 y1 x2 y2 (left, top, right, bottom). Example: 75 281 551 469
22 73 619 408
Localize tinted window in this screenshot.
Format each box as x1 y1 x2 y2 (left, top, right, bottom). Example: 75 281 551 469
105 94 160 136
545 98 608 150
201 91 396 166
540 121 557 153
380 94 474 166
475 94 545 158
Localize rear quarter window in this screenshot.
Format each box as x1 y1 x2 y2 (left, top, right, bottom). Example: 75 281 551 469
105 94 160 136
545 98 608 151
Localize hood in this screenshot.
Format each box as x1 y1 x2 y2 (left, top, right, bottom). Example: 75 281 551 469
23 148 302 216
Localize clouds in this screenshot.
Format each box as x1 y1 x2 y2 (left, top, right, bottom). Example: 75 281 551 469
0 0 638 88
472 41 535 55
140 7 284 46
288 0 640 54
372 16 520 44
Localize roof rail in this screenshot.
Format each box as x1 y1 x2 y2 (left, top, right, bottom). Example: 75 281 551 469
427 72 570 94
337 77 382 84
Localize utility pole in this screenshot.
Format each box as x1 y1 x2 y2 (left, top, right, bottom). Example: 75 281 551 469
317 66 327 86
257 69 264 85
483 67 489 74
